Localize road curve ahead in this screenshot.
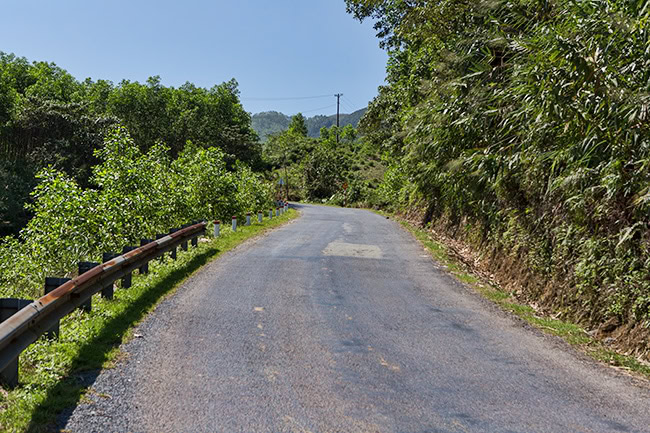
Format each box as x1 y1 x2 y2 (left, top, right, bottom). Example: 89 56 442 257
64 204 650 433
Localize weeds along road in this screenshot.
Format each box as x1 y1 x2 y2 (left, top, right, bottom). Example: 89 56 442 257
63 204 650 433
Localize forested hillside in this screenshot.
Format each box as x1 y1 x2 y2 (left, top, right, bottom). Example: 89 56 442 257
251 108 366 141
250 111 290 141
345 0 650 358
0 52 261 235
304 108 366 137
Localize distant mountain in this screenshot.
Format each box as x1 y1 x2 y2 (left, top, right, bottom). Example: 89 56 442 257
251 108 366 141
250 111 290 142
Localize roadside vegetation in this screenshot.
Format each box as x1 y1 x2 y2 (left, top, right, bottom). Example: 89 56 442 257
386 211 650 380
0 127 273 300
263 113 385 206
339 0 650 360
0 52 261 236
0 210 297 433
0 52 288 431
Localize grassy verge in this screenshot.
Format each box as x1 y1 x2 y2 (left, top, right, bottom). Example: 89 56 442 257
0 209 298 433
381 211 650 381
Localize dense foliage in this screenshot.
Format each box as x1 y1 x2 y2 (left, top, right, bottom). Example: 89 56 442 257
0 53 260 235
264 115 384 204
0 127 273 300
347 0 650 347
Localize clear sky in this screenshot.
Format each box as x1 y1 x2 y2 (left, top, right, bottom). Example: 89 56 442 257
0 0 387 116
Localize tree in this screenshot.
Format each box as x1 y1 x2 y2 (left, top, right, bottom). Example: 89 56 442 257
288 113 308 136
302 143 348 200
340 124 357 143
0 51 266 235
319 126 329 140
265 132 291 198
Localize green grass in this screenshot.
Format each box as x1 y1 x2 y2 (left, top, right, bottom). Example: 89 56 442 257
392 214 650 380
0 209 298 433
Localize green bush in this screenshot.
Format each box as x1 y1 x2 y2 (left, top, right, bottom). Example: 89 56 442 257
0 127 273 299
301 143 349 200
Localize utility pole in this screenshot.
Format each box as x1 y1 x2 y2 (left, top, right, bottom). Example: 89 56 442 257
283 147 289 200
335 93 343 143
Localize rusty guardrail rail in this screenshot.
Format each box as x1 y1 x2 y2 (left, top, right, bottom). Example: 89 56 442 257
0 221 207 387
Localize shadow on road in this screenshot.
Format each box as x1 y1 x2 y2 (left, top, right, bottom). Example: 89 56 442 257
26 246 220 433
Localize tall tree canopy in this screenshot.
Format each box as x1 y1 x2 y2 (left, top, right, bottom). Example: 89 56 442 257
0 52 261 235
288 113 308 136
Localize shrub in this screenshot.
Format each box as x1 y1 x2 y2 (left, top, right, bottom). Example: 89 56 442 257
0 127 273 299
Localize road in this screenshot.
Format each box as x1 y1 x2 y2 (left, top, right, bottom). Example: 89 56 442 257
63 203 650 433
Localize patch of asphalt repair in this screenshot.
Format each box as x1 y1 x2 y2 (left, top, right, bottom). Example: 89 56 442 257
62 203 650 433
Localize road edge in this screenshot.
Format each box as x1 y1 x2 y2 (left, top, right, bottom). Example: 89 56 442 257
376 209 650 385
0 209 301 433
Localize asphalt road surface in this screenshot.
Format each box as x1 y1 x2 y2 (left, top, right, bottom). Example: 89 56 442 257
63 204 650 433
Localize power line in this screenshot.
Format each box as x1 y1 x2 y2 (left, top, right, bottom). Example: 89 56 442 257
342 95 359 109
242 94 332 101
340 98 356 113
341 97 354 111
342 95 360 113
296 104 337 114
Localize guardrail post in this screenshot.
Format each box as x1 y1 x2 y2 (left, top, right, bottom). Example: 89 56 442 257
285 202 289 212
269 209 273 219
44 278 69 337
121 247 137 286
232 216 237 232
169 229 179 259
0 298 32 387
71 267 94 309
258 211 263 223
156 234 166 260
180 224 189 251
140 239 152 274
214 220 220 238
246 213 251 226
96 256 115 297
189 222 200 247
0 223 208 389
276 207 280 217
96 255 115 297
78 262 102 304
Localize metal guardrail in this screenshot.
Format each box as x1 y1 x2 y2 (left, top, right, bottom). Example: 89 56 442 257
0 221 207 387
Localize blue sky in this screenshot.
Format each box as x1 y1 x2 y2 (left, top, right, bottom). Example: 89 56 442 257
1 0 387 116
